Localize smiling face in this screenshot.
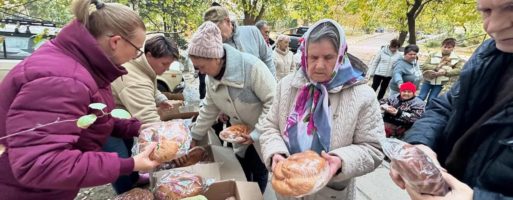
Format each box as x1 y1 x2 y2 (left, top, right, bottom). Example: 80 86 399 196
400 90 415 100
306 39 338 82
478 0 513 53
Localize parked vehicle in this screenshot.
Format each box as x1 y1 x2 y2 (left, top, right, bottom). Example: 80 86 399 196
0 19 184 92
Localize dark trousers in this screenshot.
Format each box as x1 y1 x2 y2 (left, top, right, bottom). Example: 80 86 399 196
372 75 392 100
103 137 139 194
199 73 206 99
236 145 268 193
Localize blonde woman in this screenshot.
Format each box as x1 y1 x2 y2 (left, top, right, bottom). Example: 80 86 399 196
0 0 160 199
273 34 296 81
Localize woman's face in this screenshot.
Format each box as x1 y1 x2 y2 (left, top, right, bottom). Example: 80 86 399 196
190 56 223 77
404 51 418 63
217 18 233 42
108 28 146 65
278 40 290 52
400 90 414 100
306 39 338 82
146 53 175 75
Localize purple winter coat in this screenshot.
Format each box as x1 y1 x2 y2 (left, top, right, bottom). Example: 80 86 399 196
0 20 141 199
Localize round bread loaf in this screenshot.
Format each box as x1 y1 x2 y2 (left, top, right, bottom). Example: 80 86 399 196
271 151 328 197
219 124 250 143
154 171 203 200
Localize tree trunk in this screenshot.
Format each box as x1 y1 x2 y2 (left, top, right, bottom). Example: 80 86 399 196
398 31 408 46
407 13 416 44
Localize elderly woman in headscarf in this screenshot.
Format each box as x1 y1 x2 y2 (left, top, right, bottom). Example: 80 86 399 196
273 34 296 81
260 19 385 199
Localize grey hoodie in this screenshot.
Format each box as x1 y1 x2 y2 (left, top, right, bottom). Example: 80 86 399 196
390 58 422 92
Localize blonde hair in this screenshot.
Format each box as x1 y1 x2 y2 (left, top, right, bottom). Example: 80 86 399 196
71 0 145 39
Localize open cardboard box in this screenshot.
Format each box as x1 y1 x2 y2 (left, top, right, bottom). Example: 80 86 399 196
203 180 263 200
159 92 200 120
153 145 246 181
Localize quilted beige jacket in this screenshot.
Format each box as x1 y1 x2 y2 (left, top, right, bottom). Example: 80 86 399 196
260 71 385 200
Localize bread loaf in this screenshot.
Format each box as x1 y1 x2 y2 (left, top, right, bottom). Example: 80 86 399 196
114 188 154 200
219 124 250 143
272 151 330 197
154 171 203 200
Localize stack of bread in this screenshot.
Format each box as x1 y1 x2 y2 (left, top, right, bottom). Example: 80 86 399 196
272 151 330 197
136 120 191 163
219 124 250 143
154 170 205 200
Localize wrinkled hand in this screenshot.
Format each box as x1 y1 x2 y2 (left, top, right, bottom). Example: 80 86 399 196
389 144 446 190
239 134 254 145
271 154 286 172
406 172 473 200
321 151 342 178
217 113 229 124
133 142 161 172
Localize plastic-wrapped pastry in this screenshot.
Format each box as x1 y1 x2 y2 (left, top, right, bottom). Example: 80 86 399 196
154 170 206 200
219 124 250 143
382 138 450 196
272 151 330 197
134 120 191 163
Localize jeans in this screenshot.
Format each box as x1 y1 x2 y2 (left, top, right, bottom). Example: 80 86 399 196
236 145 268 193
418 81 443 103
371 75 392 100
102 137 139 194
199 73 206 99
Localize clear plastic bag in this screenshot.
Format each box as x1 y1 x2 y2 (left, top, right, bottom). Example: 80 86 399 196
271 151 331 197
133 120 192 163
381 138 449 196
114 188 154 200
219 124 250 143
154 170 213 200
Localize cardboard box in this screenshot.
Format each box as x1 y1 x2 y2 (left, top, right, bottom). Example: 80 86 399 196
203 180 263 200
159 92 200 120
153 145 246 182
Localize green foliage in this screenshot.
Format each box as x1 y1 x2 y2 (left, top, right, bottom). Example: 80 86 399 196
111 109 132 119
88 103 107 111
77 114 98 129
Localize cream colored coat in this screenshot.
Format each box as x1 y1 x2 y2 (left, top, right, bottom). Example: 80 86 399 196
273 48 296 81
260 71 385 200
191 44 277 157
111 55 168 124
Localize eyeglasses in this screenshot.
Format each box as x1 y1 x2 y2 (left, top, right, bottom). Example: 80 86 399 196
109 35 144 59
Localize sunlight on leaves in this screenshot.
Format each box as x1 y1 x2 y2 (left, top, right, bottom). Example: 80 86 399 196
111 109 131 119
89 103 107 111
77 114 97 129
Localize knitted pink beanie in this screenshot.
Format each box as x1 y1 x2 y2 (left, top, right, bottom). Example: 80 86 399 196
188 21 224 58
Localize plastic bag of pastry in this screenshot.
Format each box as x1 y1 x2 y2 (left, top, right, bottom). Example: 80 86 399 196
381 138 449 196
114 188 154 200
154 170 213 200
133 120 192 163
219 124 251 143
172 146 209 168
272 150 331 197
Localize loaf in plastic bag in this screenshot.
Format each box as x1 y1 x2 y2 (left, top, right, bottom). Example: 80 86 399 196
272 151 330 197
154 170 212 200
173 146 209 168
114 188 154 200
382 138 449 196
134 120 192 163
219 124 250 143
